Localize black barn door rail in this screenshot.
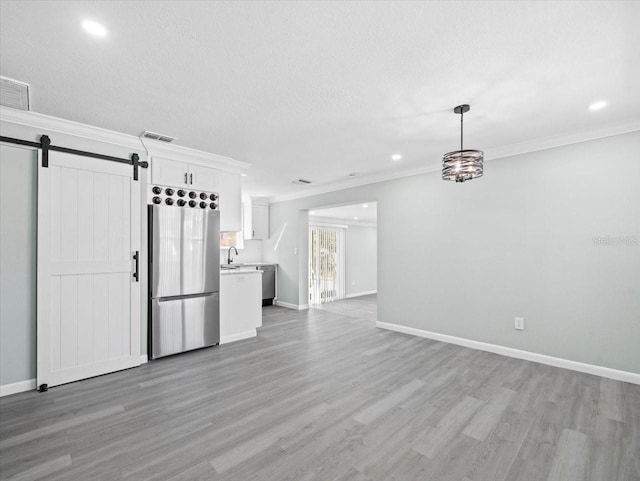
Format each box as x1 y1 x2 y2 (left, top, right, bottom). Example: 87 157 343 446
0 134 148 180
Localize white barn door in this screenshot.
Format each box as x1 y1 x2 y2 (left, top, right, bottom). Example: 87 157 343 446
37 151 141 389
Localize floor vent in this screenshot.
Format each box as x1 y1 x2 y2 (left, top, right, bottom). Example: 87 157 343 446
140 131 177 143
0 77 30 111
292 179 312 185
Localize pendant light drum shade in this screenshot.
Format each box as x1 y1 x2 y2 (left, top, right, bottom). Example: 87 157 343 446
442 149 483 182
442 104 483 183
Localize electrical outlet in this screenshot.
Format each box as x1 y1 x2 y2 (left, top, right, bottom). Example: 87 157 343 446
352 280 356 286
293 247 298 255
514 317 524 331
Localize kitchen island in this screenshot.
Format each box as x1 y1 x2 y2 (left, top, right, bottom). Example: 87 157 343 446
220 269 263 344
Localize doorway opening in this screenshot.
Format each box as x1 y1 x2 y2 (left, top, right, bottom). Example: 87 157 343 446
308 202 377 321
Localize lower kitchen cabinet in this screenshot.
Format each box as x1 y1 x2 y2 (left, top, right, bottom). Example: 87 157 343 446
220 271 262 344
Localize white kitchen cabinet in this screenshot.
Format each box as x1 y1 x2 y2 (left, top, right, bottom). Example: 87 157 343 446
151 157 189 186
217 170 242 232
151 157 219 190
252 204 269 239
189 163 219 191
150 157 242 232
244 203 269 240
220 271 262 344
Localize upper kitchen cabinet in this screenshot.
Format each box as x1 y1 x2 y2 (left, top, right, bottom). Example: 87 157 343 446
244 199 269 240
144 141 249 233
216 170 242 232
189 163 220 191
151 157 222 192
151 156 189 186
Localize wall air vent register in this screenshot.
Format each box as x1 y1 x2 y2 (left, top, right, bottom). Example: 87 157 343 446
0 76 30 111
140 131 177 143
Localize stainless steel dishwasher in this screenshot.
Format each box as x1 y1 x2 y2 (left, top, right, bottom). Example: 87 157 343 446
260 265 276 306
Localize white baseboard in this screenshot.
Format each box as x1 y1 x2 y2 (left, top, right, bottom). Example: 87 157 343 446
0 378 36 397
140 355 148 364
274 300 309 310
221 330 256 345
346 290 377 299
376 321 640 385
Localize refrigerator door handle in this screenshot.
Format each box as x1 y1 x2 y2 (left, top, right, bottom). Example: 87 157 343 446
133 251 139 282
157 292 217 302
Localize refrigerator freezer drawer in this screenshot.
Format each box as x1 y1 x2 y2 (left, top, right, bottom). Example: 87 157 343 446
150 293 220 359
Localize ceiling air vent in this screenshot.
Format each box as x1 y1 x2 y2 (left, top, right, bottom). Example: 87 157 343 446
0 77 30 111
292 179 312 185
140 130 177 143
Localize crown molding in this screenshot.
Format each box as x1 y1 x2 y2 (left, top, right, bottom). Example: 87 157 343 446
0 106 252 173
483 120 640 162
270 164 437 204
0 106 144 150
270 122 640 204
250 196 271 205
140 138 251 174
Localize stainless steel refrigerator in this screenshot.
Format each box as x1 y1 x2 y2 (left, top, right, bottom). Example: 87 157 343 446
148 204 220 359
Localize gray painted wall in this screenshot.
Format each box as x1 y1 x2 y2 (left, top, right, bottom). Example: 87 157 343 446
0 120 149 386
264 131 640 374
0 145 37 385
1 125 638 383
345 225 377 296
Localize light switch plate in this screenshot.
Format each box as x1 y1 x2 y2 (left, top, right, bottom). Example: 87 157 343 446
514 317 525 330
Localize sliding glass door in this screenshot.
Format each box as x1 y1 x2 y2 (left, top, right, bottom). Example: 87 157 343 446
309 224 345 305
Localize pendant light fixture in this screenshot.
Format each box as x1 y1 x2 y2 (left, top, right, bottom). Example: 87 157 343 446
442 104 483 182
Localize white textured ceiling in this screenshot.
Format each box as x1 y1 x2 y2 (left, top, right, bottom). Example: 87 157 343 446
311 202 377 224
1 1 639 198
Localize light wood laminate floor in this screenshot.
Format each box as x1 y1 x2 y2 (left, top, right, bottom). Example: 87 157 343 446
311 294 378 321
1 304 639 481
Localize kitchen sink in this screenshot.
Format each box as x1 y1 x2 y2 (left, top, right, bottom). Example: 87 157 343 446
220 263 251 270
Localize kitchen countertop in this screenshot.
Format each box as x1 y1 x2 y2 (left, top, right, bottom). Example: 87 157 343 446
221 268 263 276
222 262 277 267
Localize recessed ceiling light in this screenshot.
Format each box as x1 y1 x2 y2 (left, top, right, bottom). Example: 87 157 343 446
391 154 403 161
353 216 359 220
240 173 248 177
310 211 316 215
588 101 607 111
82 20 108 37
362 204 368 208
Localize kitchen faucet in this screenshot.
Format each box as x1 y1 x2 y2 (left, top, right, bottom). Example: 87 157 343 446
227 246 239 264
